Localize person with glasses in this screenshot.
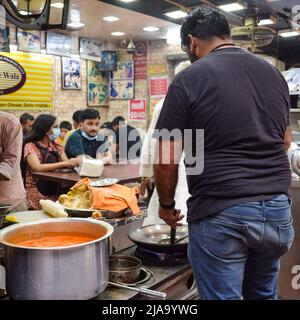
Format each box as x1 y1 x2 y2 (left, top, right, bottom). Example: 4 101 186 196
153 7 293 300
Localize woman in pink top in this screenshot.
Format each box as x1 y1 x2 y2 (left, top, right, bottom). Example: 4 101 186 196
23 114 80 210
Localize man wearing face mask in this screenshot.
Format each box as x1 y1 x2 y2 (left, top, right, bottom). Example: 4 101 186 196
23 114 80 210
154 7 293 300
65 108 112 164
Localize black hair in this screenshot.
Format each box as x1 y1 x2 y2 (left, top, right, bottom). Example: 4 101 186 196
112 116 125 126
101 122 113 130
20 113 34 125
59 121 72 131
72 110 84 123
24 114 56 144
180 7 231 47
81 108 100 121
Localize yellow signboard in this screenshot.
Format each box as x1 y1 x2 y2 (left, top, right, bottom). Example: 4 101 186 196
0 52 53 110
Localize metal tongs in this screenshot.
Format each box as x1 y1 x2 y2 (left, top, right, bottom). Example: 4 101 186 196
170 209 181 244
108 282 167 299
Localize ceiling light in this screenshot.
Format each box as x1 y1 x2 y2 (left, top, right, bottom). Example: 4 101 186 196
119 0 137 3
41 49 47 54
9 44 18 51
258 19 274 26
68 22 85 28
219 2 246 12
111 31 125 36
19 11 32 15
279 30 300 38
103 16 119 22
51 3 64 9
164 10 187 19
143 26 159 32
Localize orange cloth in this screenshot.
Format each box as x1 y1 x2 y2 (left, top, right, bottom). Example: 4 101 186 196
71 178 140 215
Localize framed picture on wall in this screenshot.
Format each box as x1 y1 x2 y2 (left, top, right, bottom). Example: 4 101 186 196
17 28 41 53
110 61 134 80
61 57 82 90
80 38 102 62
109 79 134 100
46 32 72 57
98 51 117 71
0 27 10 52
87 82 109 106
87 60 105 82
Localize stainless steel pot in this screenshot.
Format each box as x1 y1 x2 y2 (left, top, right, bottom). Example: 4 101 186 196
109 255 142 284
0 218 114 300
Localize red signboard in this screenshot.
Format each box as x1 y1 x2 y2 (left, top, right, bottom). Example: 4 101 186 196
128 99 147 121
133 41 147 80
149 76 168 96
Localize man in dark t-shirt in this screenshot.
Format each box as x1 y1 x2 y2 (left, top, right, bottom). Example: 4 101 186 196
111 116 142 160
153 7 293 300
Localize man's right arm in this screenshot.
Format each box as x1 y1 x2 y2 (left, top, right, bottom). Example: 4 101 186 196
65 135 85 158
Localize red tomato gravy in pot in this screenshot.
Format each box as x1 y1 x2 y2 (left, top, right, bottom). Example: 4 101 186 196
14 233 99 248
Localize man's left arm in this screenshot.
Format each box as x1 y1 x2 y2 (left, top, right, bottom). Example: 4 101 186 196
0 121 22 181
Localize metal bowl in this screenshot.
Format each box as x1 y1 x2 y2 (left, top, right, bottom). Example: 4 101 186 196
109 255 142 284
128 224 188 253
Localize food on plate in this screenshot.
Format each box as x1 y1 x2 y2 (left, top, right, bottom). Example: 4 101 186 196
58 178 140 215
58 184 93 209
91 211 102 219
39 199 68 218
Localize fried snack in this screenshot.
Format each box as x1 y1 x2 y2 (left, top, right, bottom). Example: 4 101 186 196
91 211 102 219
58 184 93 210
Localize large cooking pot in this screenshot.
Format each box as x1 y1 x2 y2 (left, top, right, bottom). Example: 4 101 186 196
0 218 113 300
128 224 188 253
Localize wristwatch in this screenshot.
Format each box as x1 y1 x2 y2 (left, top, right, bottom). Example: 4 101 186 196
159 199 176 210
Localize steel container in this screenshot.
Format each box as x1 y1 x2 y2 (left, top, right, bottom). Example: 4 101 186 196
0 218 114 300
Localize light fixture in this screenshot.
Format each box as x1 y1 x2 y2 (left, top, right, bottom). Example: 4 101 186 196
119 0 137 3
111 31 125 36
9 44 18 51
219 2 247 12
19 10 32 15
279 30 300 38
41 49 47 54
258 19 274 26
164 10 187 19
143 26 159 32
51 2 64 9
68 22 85 28
103 16 119 22
258 15 277 26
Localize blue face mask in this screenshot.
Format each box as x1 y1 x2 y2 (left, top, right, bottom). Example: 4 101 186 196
48 127 60 141
81 130 97 141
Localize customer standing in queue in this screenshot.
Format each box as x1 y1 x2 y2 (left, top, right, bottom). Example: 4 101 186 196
153 7 293 300
20 113 34 138
65 108 112 164
0 112 27 212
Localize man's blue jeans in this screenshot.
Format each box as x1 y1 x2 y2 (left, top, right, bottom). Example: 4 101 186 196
188 194 294 300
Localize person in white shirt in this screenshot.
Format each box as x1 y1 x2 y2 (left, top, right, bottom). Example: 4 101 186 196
140 61 191 225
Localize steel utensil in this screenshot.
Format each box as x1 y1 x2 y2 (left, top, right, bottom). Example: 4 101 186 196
108 281 166 299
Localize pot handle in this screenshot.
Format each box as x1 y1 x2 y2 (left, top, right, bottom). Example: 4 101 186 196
108 281 167 299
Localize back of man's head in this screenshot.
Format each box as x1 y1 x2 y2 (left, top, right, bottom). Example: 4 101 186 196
180 7 231 48
112 116 126 127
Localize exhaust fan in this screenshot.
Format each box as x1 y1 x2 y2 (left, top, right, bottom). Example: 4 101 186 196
231 12 276 51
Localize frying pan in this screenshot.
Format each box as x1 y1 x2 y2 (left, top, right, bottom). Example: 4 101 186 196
128 224 188 254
